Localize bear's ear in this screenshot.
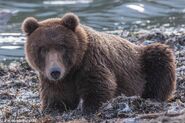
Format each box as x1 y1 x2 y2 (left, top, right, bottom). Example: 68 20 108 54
62 13 80 31
22 17 39 35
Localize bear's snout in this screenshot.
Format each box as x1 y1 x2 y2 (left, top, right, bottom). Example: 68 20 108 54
45 49 66 81
50 67 62 80
47 65 65 81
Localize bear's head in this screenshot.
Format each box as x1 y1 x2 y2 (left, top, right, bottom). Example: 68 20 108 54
22 13 88 81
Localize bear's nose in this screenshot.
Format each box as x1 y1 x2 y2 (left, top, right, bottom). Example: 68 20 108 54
50 70 61 80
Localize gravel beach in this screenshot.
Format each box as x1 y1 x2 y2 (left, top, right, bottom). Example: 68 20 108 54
0 27 185 123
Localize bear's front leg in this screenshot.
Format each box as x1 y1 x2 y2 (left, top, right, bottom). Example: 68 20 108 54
39 76 79 115
78 69 117 115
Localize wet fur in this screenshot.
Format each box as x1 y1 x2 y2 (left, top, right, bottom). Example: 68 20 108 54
141 44 176 101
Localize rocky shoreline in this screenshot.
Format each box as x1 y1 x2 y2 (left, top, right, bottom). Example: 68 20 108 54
0 27 185 123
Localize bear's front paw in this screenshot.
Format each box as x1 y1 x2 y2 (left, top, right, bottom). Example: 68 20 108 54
82 104 99 116
42 107 62 116
42 102 66 116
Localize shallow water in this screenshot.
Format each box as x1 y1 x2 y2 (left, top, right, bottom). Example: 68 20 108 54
0 0 185 59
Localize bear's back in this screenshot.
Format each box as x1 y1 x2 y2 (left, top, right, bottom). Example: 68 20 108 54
80 25 146 96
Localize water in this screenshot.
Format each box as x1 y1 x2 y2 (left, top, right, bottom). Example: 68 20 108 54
0 0 185 59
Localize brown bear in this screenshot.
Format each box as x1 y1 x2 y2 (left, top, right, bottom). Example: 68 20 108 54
22 13 176 114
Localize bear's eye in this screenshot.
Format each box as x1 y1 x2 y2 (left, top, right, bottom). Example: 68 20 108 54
39 47 47 56
60 45 67 48
59 45 67 51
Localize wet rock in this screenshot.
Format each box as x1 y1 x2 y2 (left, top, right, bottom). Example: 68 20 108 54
142 32 166 43
0 92 15 100
0 69 5 76
98 96 165 120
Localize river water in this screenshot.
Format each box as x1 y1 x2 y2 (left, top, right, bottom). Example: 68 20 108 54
0 0 185 59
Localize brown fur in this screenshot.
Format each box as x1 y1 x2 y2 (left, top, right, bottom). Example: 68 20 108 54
22 13 176 114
